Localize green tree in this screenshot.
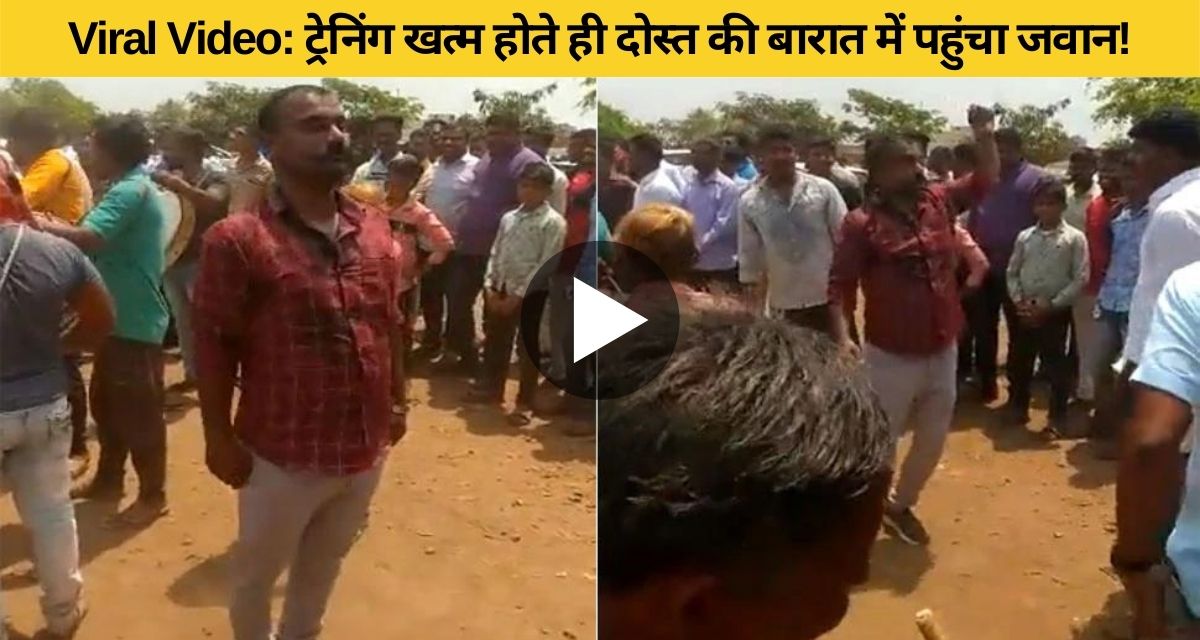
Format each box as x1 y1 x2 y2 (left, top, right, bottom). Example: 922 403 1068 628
840 89 948 141
318 78 423 126
144 99 191 137
0 78 100 141
715 92 839 143
993 98 1075 166
180 82 272 145
598 101 640 140
472 81 559 131
579 77 597 112
652 107 722 146
1090 78 1200 128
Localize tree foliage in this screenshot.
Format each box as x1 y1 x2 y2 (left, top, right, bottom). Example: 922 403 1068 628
1090 78 1200 128
579 77 597 112
0 78 101 141
598 102 641 141
471 81 559 132
714 92 839 143
840 89 949 141
993 98 1075 166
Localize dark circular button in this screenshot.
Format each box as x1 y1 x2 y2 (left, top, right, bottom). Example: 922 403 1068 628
517 240 680 400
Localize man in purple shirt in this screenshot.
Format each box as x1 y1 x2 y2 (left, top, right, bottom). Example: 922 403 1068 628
966 127 1044 401
683 137 741 291
438 112 542 375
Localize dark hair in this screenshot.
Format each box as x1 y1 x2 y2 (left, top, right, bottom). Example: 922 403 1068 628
721 129 752 149
995 127 1023 149
485 111 522 132
571 128 597 142
167 126 208 159
91 114 152 171
628 133 664 163
525 126 556 148
598 136 620 160
1033 177 1068 204
757 123 796 148
1128 108 1200 162
3 108 58 146
863 133 916 175
691 137 721 152
952 142 977 165
722 146 748 163
387 153 424 179
598 312 891 591
257 85 336 135
902 131 931 153
518 161 556 188
929 145 953 161
1068 147 1098 164
372 114 404 130
440 123 469 140
806 135 836 153
1100 143 1130 164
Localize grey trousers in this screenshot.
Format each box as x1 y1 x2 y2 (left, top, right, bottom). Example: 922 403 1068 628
230 455 384 640
864 343 958 511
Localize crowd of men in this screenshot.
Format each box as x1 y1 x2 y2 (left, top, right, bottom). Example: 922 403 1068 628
597 105 1200 638
0 84 595 638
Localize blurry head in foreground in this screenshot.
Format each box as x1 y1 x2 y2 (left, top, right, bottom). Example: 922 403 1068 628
613 204 697 285
599 313 892 640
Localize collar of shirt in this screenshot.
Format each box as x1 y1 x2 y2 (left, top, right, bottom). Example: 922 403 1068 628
265 183 367 242
1032 221 1067 236
437 152 476 168
638 167 665 189
514 202 551 218
1115 200 1150 221
1149 167 1200 211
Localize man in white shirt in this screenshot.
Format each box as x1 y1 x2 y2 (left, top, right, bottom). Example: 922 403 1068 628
523 126 568 215
351 115 404 188
417 124 479 357
738 123 848 333
629 133 683 209
1123 109 1200 370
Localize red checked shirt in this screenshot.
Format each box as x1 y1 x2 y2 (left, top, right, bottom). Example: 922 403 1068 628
193 188 403 475
829 173 992 356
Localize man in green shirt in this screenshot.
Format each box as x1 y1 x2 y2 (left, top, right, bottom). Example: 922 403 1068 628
37 114 171 527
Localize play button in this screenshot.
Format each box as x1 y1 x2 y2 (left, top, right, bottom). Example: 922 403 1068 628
518 240 680 400
572 278 646 362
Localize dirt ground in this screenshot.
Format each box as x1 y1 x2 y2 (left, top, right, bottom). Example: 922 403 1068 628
0 359 597 640
830 388 1133 640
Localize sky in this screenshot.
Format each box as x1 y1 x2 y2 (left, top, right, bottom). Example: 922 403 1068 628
14 77 595 127
600 77 1122 145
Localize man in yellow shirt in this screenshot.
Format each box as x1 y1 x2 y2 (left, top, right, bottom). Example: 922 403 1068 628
6 109 93 223
5 107 96 478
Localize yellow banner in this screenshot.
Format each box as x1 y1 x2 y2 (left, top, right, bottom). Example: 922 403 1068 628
1 0 1196 76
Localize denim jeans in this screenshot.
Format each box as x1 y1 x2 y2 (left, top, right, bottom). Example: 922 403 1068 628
0 396 83 636
163 259 199 381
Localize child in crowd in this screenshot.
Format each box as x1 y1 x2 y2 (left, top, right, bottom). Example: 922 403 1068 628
467 162 565 425
1005 178 1090 433
384 155 454 354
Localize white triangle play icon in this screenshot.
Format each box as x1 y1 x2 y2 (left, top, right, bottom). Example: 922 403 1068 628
573 277 648 363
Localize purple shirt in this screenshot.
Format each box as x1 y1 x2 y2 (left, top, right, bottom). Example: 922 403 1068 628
459 146 543 256
970 161 1043 273
683 169 741 271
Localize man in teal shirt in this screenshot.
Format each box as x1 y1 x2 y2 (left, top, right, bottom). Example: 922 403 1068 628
38 114 171 527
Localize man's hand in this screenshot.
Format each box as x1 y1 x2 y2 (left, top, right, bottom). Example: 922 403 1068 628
389 405 408 445
204 431 253 489
152 171 190 194
1119 570 1169 639
485 290 521 316
968 104 996 135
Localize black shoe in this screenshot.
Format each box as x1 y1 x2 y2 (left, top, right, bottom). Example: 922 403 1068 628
883 507 931 546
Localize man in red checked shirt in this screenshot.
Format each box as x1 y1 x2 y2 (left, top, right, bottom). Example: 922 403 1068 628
828 105 998 547
192 85 408 640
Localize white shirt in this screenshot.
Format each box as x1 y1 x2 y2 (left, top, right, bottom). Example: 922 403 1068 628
1065 179 1101 231
422 153 478 239
550 164 569 218
352 151 402 188
1124 167 1200 363
661 160 690 192
633 166 684 209
738 172 848 310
